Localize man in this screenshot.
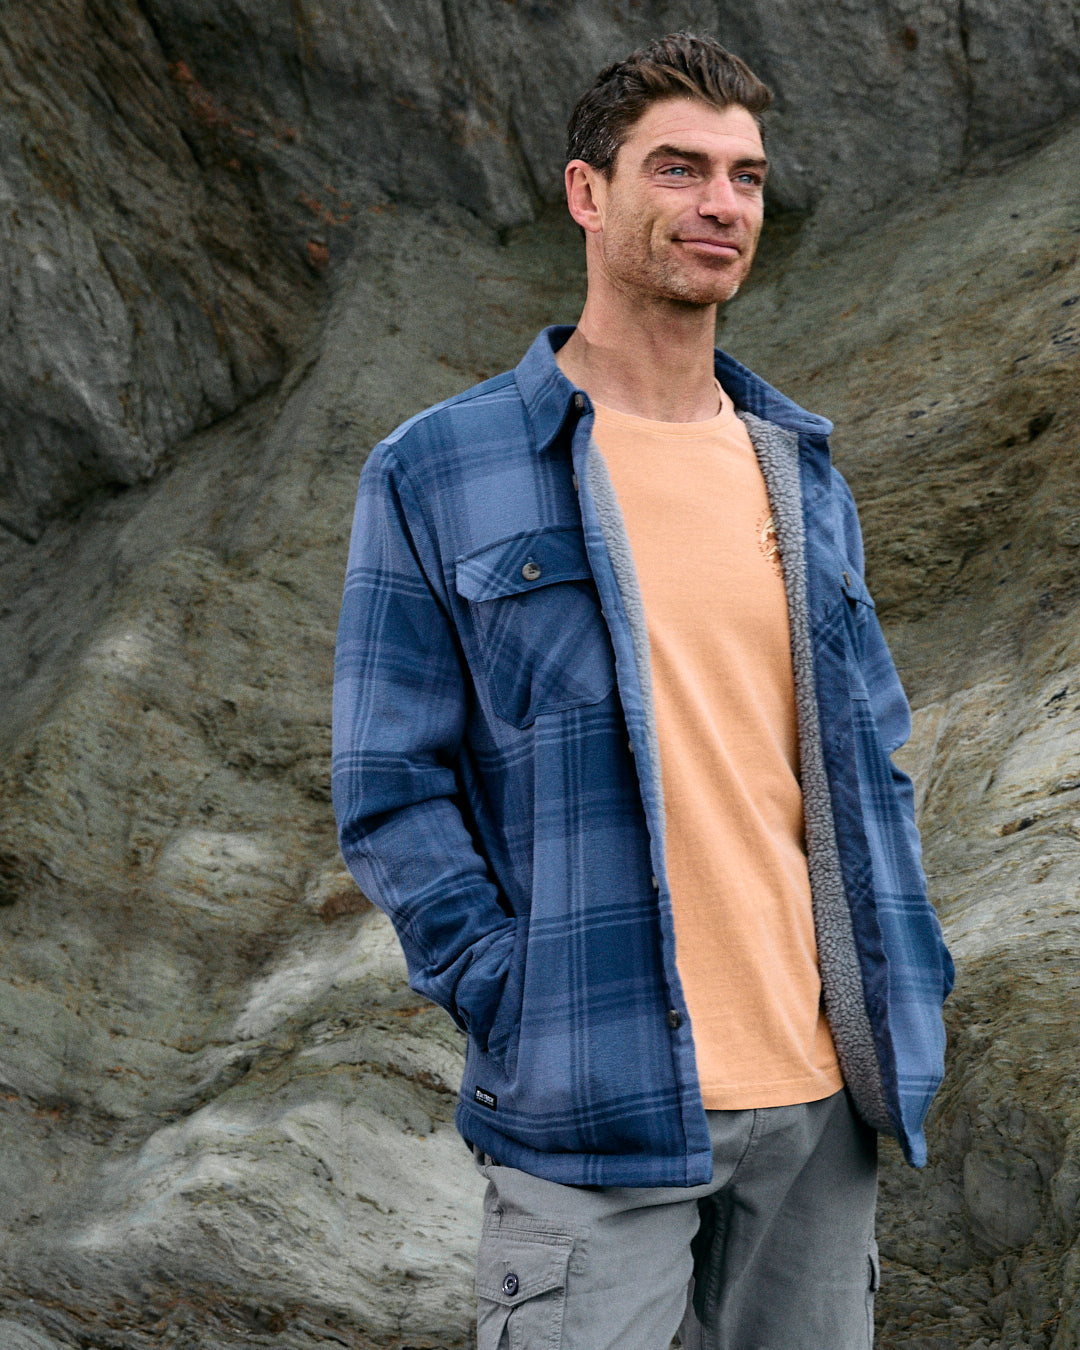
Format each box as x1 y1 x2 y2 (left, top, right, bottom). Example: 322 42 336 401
333 33 953 1350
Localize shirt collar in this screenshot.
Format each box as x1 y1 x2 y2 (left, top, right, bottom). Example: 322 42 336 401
514 326 580 452
713 347 834 438
515 325 834 450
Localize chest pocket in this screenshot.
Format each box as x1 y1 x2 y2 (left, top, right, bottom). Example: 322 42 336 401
455 526 616 729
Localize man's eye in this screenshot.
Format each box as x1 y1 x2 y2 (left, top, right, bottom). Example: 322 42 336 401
661 165 690 177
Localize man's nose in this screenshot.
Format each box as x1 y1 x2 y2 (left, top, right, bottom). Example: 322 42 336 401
698 176 741 222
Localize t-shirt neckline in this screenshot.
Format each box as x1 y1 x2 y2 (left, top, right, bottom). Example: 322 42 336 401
590 379 738 438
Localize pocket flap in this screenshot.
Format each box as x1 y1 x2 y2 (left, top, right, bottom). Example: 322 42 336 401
475 1227 573 1305
840 564 876 609
456 528 592 602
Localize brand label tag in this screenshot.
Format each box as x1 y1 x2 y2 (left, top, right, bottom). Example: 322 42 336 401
474 1086 497 1111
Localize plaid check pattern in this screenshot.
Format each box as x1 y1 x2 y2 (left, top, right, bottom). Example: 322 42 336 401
333 327 953 1184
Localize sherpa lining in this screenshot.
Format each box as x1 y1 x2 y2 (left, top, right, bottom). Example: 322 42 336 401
585 442 667 845
738 409 892 1133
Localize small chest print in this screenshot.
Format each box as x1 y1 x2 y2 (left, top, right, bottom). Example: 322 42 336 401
474 1086 498 1111
757 511 783 576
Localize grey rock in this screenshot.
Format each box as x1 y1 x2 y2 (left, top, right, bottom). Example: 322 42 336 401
964 1150 1044 1253
142 0 1080 229
0 2 314 539
0 1323 71 1350
4 0 1079 532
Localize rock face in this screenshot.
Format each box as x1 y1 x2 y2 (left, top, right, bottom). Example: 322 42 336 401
1 4 1080 1348
140 0 1080 226
3 0 1078 537
0 2 318 541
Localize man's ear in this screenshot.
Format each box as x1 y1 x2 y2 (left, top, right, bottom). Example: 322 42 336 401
565 160 607 235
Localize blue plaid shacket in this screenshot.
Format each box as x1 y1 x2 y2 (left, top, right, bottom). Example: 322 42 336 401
333 327 953 1183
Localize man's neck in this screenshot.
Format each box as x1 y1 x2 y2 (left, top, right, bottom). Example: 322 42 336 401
556 293 721 423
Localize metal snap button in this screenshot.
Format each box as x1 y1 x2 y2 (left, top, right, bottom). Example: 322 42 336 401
842 571 852 588
502 1272 519 1297
521 561 542 582
573 392 585 411
667 1009 682 1030
651 875 659 891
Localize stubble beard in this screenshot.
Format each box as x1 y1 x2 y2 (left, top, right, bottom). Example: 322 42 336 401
601 208 755 309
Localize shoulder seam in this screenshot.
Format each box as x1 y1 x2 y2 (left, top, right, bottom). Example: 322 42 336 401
382 370 517 445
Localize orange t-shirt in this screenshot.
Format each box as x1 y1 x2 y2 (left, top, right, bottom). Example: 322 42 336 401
591 387 842 1109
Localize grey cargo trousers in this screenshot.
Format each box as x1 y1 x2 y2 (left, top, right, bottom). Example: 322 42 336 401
474 1088 879 1350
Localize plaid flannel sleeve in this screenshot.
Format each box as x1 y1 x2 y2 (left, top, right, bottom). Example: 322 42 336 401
832 469 923 852
332 444 516 1044
832 468 955 1016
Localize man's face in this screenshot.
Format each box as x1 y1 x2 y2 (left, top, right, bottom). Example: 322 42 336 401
588 97 767 307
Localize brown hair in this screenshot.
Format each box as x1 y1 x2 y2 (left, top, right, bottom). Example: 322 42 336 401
566 33 772 176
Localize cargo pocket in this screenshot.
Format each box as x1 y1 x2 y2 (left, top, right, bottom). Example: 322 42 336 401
866 1235 880 1347
476 1224 573 1350
455 527 615 729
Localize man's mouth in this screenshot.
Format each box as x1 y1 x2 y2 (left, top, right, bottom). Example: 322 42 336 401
675 237 741 257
